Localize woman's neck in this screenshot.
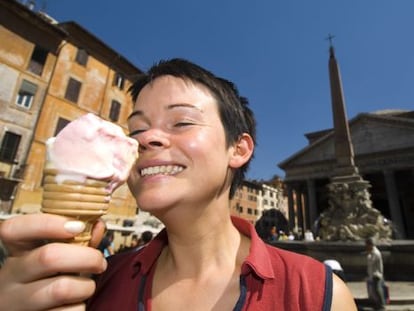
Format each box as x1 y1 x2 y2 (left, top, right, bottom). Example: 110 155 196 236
159 214 247 278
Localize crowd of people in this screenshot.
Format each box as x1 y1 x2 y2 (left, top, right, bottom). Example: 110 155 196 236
115 230 154 254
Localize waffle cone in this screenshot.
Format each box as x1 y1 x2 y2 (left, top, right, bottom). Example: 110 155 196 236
41 169 111 246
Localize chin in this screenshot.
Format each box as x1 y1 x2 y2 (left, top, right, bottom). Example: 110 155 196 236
137 195 171 212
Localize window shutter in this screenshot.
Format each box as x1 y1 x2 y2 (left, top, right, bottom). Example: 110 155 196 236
20 80 37 95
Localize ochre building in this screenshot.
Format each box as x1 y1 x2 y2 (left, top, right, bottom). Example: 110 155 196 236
0 1 142 223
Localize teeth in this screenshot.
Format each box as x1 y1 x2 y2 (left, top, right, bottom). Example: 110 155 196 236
140 165 184 177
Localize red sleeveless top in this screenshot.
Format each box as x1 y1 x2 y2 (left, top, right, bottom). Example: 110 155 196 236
87 217 332 311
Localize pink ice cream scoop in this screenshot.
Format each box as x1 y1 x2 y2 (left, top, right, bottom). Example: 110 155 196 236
46 113 138 192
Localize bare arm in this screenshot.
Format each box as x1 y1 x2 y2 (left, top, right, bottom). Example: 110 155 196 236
0 214 107 310
331 273 357 310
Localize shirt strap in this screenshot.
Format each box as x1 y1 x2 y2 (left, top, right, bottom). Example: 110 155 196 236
233 275 247 311
322 265 333 311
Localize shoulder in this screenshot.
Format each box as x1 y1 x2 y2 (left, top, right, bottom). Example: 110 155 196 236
245 243 332 310
265 244 326 274
331 274 358 310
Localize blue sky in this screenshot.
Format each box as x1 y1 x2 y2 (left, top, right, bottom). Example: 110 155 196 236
38 0 414 180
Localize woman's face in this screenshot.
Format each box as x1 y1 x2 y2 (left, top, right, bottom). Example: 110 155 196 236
127 75 234 215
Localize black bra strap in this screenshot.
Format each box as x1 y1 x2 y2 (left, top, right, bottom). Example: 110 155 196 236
322 265 333 311
137 275 147 311
233 275 247 311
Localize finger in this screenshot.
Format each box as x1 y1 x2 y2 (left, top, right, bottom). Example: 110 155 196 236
4 243 106 284
89 219 106 248
3 275 94 311
48 303 86 311
0 214 85 255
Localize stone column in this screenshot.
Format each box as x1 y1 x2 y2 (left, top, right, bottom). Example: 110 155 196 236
296 187 304 239
384 169 406 239
306 179 318 232
287 185 296 233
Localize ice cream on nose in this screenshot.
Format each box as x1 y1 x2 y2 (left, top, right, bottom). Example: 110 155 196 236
41 113 138 245
45 113 138 191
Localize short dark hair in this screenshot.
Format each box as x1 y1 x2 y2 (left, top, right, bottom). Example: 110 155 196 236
129 58 256 198
141 231 153 244
365 237 375 246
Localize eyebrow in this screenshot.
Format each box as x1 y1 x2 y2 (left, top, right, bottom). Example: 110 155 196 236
127 103 203 120
127 110 143 120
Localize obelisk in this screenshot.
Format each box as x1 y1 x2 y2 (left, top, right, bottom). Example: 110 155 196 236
328 38 359 180
319 36 391 241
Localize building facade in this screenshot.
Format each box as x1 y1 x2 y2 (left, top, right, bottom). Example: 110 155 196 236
0 1 142 223
230 180 288 225
260 183 288 218
0 0 66 213
230 180 262 223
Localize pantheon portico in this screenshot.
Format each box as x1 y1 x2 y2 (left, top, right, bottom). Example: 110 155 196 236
279 110 414 239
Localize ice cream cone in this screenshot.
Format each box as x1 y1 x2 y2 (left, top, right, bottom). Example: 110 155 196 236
41 169 111 245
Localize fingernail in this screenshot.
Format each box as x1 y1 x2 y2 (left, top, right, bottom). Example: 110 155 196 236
64 221 85 234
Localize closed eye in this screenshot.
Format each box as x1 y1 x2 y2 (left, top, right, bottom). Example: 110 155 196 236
129 129 146 137
175 121 194 127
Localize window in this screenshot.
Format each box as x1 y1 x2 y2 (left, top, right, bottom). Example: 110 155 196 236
109 100 121 122
248 195 256 201
28 45 48 76
247 208 253 215
54 117 70 136
75 49 88 66
64 78 81 103
16 80 37 109
113 72 125 90
0 132 21 163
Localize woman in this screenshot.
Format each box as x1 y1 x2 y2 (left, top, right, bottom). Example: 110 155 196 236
0 59 356 310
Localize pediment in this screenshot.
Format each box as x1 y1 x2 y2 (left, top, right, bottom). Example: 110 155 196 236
279 112 414 169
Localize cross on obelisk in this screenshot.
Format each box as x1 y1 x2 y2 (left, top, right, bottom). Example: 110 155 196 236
326 33 335 46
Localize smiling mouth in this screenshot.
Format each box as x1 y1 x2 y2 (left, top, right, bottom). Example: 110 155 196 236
140 165 184 177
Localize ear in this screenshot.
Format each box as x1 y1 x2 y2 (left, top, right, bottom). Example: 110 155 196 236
229 133 254 169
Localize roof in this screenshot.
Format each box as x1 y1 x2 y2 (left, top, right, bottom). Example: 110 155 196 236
278 110 414 170
57 22 143 78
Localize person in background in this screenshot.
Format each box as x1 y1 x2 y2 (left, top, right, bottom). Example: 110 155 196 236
304 229 315 241
129 234 139 249
0 58 357 310
98 230 115 258
365 237 386 310
267 225 278 242
116 234 139 253
136 230 153 250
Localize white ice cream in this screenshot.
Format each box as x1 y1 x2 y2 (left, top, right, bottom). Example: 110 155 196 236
46 113 138 192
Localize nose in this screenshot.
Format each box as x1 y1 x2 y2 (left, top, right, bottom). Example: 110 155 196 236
138 128 170 152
